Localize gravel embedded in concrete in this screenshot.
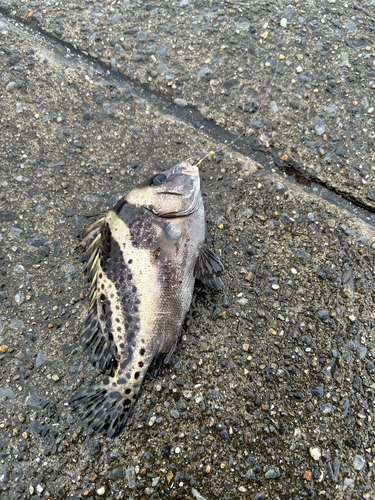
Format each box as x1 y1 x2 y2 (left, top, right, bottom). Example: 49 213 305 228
1 6 375 500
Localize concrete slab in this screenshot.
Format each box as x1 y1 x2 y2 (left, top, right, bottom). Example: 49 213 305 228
1 11 375 500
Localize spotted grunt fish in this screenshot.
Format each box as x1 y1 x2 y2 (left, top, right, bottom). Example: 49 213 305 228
69 161 224 437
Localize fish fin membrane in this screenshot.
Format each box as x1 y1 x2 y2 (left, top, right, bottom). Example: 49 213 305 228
69 382 134 438
199 276 223 291
80 301 119 376
194 245 224 290
77 214 120 376
148 353 166 378
81 216 106 271
148 333 181 377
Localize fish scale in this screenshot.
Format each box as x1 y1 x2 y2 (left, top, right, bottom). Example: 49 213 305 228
69 161 224 437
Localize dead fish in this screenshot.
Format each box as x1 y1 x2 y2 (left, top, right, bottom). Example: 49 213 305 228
69 161 224 437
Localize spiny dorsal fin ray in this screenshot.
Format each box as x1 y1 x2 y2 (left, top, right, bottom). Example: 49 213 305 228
77 214 120 377
194 244 224 290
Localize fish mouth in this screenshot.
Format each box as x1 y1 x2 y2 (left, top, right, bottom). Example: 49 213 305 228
167 161 198 177
179 162 199 175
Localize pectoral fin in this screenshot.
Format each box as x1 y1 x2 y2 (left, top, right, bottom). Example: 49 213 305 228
194 245 224 290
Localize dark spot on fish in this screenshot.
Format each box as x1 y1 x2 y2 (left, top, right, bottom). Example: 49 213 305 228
101 284 105 290
108 331 113 341
116 318 120 323
120 343 124 348
133 306 138 312
138 361 144 368
110 391 121 399
100 294 105 301
99 272 103 279
117 327 122 332
126 372 131 379
125 388 131 395
132 394 137 399
100 223 112 271
132 286 137 293
117 378 126 384
140 348 145 356
103 378 110 386
128 259 132 264
134 372 140 380
118 204 157 249
99 314 104 321
120 347 133 370
116 305 120 310
127 332 135 343
127 274 132 280
127 315 132 322
124 398 131 406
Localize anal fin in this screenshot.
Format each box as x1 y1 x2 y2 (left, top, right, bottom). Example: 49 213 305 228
194 244 224 290
148 330 182 378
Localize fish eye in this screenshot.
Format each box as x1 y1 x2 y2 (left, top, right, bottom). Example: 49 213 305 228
152 174 167 186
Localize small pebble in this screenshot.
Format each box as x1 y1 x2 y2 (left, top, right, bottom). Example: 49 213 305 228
310 447 321 460
353 455 365 471
265 468 279 479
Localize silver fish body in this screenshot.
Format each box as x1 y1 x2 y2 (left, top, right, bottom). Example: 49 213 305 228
69 162 224 437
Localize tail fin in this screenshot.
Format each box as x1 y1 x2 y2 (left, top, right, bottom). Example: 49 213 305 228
69 380 135 438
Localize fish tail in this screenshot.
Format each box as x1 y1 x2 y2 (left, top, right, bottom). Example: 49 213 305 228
69 380 135 438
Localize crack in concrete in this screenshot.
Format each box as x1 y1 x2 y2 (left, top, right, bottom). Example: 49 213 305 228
1 9 375 228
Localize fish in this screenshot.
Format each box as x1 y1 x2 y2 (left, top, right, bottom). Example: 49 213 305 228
69 161 224 437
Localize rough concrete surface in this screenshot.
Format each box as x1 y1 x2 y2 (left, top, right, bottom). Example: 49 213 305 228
1 0 375 208
1 2 375 500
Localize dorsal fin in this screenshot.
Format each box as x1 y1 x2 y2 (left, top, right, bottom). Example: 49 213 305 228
78 214 120 376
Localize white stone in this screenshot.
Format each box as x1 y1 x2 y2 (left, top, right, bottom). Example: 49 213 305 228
192 488 207 500
353 455 365 471
309 447 321 460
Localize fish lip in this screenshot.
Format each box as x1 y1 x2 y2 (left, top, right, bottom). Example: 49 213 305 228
166 161 199 177
179 161 199 174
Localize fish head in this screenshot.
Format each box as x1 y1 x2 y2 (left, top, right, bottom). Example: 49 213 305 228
127 161 202 218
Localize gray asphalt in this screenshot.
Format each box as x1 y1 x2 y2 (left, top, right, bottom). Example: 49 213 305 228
1 2 375 500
